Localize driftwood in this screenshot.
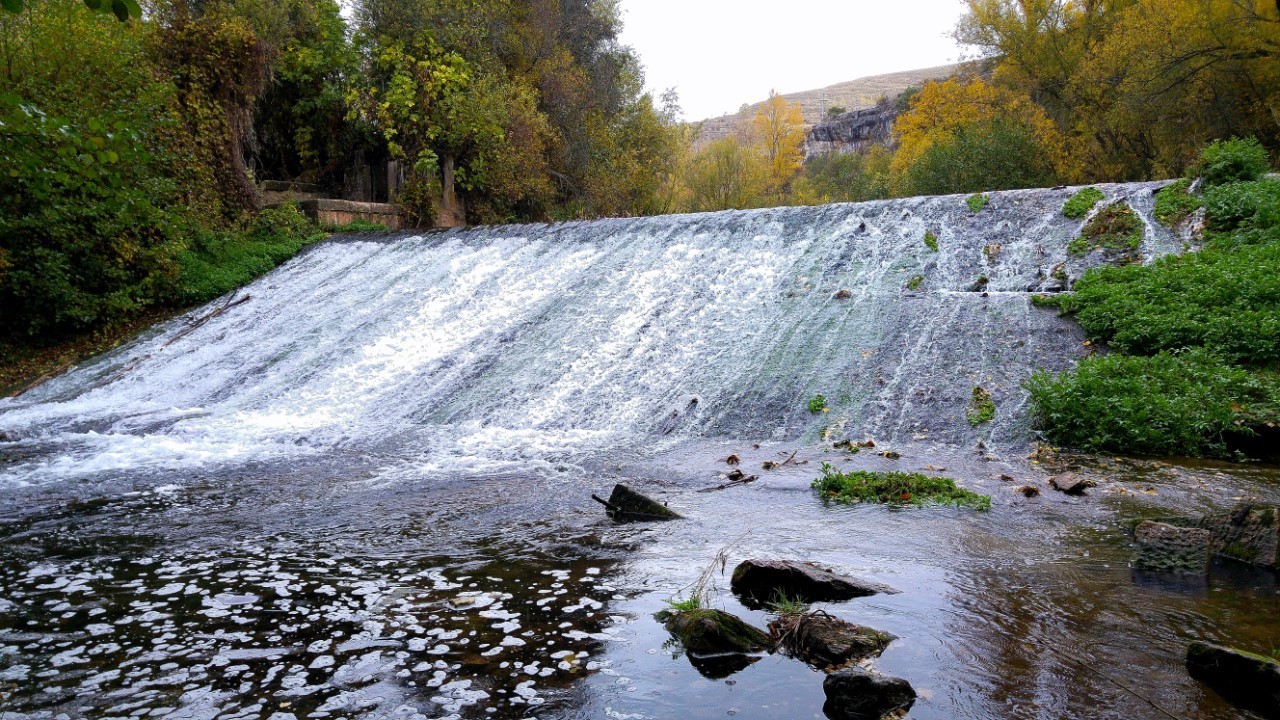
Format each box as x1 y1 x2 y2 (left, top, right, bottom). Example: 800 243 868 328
592 483 682 522
164 294 251 347
700 468 759 492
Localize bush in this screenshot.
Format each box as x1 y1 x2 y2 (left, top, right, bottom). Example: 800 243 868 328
813 463 990 509
1063 186 1104 219
1195 137 1271 187
1153 179 1202 226
967 386 995 425
1026 350 1277 458
808 394 828 413
902 119 1060 197
923 230 939 251
1048 240 1280 364
1204 178 1280 233
967 193 989 213
173 205 324 305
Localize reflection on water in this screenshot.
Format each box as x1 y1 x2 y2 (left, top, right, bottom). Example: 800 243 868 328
0 446 1277 720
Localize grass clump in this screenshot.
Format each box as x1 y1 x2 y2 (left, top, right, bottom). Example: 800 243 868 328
322 218 389 233
967 386 996 426
924 230 939 251
1195 136 1271 187
812 463 991 510
1154 179 1202 226
1026 349 1279 458
966 193 989 213
808 394 828 413
1063 186 1104 219
1067 201 1143 257
906 274 924 290
767 591 809 615
665 595 703 613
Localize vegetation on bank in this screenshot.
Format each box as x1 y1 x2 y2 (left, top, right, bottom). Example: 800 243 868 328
1029 139 1280 459
813 464 991 510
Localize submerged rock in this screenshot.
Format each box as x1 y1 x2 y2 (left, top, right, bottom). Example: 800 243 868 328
769 611 895 670
1133 521 1211 573
730 559 896 608
660 609 771 657
823 667 917 720
1142 505 1279 568
1185 641 1280 718
591 484 682 522
1049 472 1096 495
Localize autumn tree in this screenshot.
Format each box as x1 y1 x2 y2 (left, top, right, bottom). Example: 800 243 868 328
752 90 807 196
890 78 1072 194
682 137 770 212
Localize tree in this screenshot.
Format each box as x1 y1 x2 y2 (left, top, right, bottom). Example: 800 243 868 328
683 137 769 212
753 90 807 195
890 78 1073 192
2 0 140 21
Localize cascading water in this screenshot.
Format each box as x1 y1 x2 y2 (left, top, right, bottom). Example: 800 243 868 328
4 183 1272 720
0 182 1178 486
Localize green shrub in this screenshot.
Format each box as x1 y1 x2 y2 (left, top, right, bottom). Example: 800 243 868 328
924 230 939 252
1153 179 1202 226
174 205 324 305
967 193 990 213
1068 201 1143 257
812 463 990 510
1195 137 1271 187
967 386 995 425
1204 178 1280 233
323 219 389 233
1050 241 1280 364
808 394 828 413
1063 186 1104 219
906 275 924 290
1026 349 1278 458
901 119 1059 197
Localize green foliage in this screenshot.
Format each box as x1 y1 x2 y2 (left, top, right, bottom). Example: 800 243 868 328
1048 239 1280 364
2 0 138 21
812 463 991 510
767 591 808 615
1204 179 1280 233
967 193 989 213
967 386 995 426
1026 349 1278 458
1063 186 1104 219
322 219 388 233
808 394 828 413
791 147 892 205
1068 201 1143 257
906 275 924 290
825 105 846 118
1195 137 1272 187
173 205 325 305
924 230 939 251
664 595 703 613
901 119 1060 197
1154 179 1202 226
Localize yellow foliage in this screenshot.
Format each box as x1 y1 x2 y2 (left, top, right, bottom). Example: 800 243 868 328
752 91 807 194
891 78 1074 187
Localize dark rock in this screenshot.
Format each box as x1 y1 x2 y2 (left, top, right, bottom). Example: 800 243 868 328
726 468 745 482
967 275 989 292
769 612 895 670
1014 485 1040 498
1186 641 1280 718
1049 472 1096 495
834 289 853 300
725 453 740 466
660 609 770 657
878 450 900 460
822 667 917 720
730 560 896 608
1133 521 1211 573
592 484 682 522
1139 505 1278 568
998 474 1015 482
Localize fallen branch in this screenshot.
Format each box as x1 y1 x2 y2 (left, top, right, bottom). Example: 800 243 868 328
163 294 251 347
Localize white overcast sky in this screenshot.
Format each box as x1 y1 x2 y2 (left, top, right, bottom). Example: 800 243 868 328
616 0 969 121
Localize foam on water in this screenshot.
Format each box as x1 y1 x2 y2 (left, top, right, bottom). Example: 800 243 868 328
0 183 1178 486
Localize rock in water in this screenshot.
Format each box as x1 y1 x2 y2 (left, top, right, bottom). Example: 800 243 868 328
593 484 682 522
769 612 895 670
1133 521 1211 573
730 559 896 608
1049 472 1096 495
822 667 917 720
1186 641 1280 718
661 609 770 657
1140 505 1279 568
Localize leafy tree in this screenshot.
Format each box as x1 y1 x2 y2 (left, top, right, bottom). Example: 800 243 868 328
753 90 807 196
683 137 770 212
790 147 892 205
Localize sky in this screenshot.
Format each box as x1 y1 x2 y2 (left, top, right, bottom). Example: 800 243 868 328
616 0 970 121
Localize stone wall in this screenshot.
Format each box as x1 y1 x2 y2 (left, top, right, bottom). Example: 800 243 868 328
296 199 404 231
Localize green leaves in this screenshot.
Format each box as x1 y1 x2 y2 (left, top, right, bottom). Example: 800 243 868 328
1 0 22 14
3 0 140 20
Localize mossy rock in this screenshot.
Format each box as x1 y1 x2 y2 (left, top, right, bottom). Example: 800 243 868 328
1186 641 1280 717
661 608 770 657
769 612 896 670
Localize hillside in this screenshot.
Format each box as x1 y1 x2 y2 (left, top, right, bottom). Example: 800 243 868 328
693 63 957 146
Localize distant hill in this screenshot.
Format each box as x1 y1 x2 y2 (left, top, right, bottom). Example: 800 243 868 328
692 64 958 147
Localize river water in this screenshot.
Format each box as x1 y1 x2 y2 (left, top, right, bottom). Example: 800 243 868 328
1 186 1276 719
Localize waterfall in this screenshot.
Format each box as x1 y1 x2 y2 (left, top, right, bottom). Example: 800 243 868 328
0 182 1177 487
